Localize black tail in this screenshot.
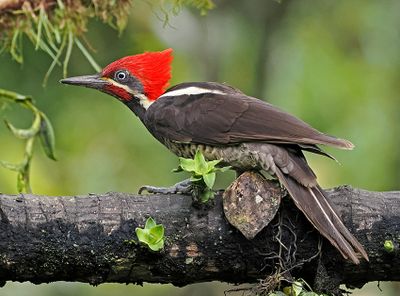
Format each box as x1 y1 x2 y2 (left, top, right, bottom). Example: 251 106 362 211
275 169 369 264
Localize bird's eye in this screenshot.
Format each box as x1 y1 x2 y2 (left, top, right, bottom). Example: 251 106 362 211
115 70 128 82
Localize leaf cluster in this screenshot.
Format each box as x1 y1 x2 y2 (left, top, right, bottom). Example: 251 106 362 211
0 88 56 193
174 150 229 203
135 217 165 252
0 0 132 84
0 0 215 84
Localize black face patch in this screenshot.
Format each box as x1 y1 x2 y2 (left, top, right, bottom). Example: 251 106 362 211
113 69 144 94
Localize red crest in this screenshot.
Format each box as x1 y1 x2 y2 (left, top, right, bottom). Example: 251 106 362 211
102 48 173 101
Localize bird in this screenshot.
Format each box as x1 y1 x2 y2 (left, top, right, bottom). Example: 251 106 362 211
60 48 368 264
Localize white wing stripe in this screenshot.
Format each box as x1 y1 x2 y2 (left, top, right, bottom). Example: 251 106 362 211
159 86 226 98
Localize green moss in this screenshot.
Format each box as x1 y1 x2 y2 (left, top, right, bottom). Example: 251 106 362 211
231 215 251 225
185 257 193 264
111 258 133 274
384 240 394 253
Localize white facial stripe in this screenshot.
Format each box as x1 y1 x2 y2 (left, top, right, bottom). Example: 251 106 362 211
106 79 136 95
159 86 226 98
106 78 153 109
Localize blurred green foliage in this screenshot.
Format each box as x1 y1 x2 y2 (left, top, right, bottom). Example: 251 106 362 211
0 88 56 192
0 0 399 295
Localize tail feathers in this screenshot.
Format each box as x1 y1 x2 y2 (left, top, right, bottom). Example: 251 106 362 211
318 134 355 150
297 144 339 162
311 185 369 261
275 169 368 264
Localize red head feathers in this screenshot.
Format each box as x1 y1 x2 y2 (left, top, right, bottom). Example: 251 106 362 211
102 48 173 101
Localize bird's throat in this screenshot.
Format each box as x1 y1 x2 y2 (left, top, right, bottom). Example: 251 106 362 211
125 99 147 122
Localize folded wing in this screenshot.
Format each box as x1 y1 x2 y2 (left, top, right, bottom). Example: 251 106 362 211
146 82 353 150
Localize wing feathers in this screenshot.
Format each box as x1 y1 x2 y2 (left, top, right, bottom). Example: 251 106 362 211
147 82 354 150
228 98 353 149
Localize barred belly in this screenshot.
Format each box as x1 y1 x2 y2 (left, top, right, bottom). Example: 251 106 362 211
162 140 296 177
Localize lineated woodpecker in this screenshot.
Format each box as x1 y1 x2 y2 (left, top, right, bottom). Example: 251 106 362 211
61 48 368 264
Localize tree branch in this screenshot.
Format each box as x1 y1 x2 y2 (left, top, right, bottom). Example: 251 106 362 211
0 186 398 294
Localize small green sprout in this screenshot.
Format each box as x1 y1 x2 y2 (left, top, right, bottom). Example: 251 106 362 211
280 280 327 296
174 150 230 203
283 281 304 296
384 240 394 253
135 217 165 252
268 292 287 296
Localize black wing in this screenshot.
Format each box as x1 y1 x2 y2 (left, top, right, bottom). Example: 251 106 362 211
145 82 353 149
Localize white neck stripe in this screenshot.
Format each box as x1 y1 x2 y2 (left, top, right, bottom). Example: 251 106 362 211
137 93 154 109
159 86 225 98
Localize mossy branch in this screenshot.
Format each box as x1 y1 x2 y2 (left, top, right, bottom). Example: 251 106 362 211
0 186 398 295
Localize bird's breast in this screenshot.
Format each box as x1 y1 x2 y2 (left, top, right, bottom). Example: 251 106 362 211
162 140 265 172
161 140 316 187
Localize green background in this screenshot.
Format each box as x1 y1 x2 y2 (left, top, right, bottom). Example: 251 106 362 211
0 0 399 295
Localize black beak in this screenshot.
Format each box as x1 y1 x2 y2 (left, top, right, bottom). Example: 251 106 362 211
60 74 108 90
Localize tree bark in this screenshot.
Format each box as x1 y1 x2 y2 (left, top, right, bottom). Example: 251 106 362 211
0 186 398 295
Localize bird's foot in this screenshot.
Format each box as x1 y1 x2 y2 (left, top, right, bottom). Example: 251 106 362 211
138 179 193 195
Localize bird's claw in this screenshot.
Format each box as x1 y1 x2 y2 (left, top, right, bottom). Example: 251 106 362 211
138 179 193 195
138 185 180 195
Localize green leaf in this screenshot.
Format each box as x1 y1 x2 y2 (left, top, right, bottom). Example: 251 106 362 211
0 88 31 102
63 29 74 77
179 157 196 172
200 189 214 203
75 38 102 72
57 0 65 10
384 240 394 253
217 165 231 173
10 29 23 63
173 151 230 202
194 150 208 174
17 172 25 193
292 281 304 296
206 159 221 171
4 118 40 139
26 28 58 62
135 228 149 244
145 217 156 229
43 33 67 86
53 27 61 44
149 225 164 243
172 166 183 173
269 292 287 296
0 160 23 172
148 239 164 251
136 217 165 252
41 13 58 49
35 6 45 50
283 281 304 296
190 175 202 182
203 172 216 189
38 113 57 160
